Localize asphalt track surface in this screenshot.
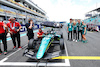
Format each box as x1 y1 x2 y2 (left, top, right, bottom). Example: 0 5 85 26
0 25 100 67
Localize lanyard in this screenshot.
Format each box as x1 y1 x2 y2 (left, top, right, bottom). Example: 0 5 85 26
69 23 71 28
10 22 15 29
78 23 81 27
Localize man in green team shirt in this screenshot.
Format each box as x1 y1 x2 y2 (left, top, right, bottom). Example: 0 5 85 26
67 18 73 40
77 20 82 41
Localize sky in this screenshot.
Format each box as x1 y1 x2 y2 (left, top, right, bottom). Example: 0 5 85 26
32 0 100 22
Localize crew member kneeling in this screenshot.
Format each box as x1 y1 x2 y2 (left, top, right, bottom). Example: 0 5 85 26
37 28 44 40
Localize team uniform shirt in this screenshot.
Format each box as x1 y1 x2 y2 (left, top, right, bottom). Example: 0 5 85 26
37 32 44 38
0 22 5 34
82 24 87 35
7 22 21 33
67 23 73 31
77 22 82 31
73 25 77 30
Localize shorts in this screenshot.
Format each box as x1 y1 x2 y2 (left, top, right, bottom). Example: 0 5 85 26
27 33 34 40
82 31 87 35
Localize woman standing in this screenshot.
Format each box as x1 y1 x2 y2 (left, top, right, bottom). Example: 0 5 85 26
82 21 87 43
73 21 78 42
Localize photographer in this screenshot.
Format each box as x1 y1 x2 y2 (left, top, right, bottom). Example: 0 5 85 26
7 17 22 49
25 18 34 42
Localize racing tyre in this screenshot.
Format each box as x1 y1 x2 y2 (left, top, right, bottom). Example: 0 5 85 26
60 39 64 50
28 39 35 49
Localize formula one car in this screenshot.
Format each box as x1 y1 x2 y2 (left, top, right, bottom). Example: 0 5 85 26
23 22 64 60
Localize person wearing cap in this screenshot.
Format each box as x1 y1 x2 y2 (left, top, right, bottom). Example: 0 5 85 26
0 21 8 55
25 18 34 42
67 18 73 40
7 17 22 49
77 19 82 41
81 21 87 43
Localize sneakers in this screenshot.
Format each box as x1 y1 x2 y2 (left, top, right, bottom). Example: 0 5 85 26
77 39 83 42
84 40 87 43
4 51 7 55
13 46 22 49
0 51 7 55
76 40 77 42
0 51 2 55
18 46 22 48
18 46 22 49
82 40 85 43
73 39 77 42
73 39 75 41
13 46 16 49
82 40 88 43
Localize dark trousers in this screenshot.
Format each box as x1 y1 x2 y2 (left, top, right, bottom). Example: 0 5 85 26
78 30 82 40
27 33 34 40
11 32 21 47
0 33 7 52
73 30 77 40
68 31 72 40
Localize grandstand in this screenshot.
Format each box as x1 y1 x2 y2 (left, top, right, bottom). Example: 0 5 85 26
0 0 47 24
84 7 100 30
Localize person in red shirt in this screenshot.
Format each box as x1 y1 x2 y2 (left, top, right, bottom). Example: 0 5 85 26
37 28 44 39
0 21 8 55
7 17 22 49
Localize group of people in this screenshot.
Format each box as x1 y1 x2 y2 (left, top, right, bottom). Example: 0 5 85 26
0 17 88 55
67 19 87 43
0 17 22 55
0 17 45 55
